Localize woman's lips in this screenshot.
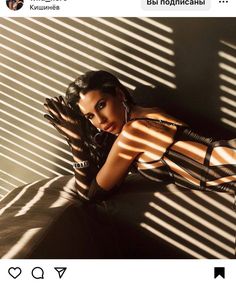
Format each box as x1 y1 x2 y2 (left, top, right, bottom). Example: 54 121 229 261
104 123 115 132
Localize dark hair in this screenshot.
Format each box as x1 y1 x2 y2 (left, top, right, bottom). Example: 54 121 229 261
65 70 133 168
65 70 134 112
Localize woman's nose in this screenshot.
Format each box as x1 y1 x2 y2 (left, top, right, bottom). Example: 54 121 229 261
96 114 107 124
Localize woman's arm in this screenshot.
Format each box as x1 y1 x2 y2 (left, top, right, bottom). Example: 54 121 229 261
44 100 173 201
95 119 175 191
96 122 144 190
44 97 100 201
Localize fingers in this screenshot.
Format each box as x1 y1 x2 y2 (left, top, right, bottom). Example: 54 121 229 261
44 113 69 140
58 95 70 120
44 96 69 121
44 98 62 121
43 113 59 124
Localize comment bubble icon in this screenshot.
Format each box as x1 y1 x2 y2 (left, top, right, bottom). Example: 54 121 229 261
31 267 44 279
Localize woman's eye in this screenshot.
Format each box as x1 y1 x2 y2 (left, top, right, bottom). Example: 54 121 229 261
98 101 105 110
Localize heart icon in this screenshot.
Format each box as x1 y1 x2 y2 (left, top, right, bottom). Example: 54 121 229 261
8 267 22 279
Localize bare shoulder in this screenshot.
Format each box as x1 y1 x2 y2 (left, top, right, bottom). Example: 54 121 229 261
113 120 149 152
122 118 174 135
119 118 176 151
131 106 187 126
120 118 158 139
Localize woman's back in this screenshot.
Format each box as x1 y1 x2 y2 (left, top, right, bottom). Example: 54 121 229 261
128 106 236 193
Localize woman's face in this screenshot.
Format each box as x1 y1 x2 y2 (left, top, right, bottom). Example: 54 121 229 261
77 89 126 135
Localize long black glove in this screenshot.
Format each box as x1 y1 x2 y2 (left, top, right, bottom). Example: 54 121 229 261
43 96 115 201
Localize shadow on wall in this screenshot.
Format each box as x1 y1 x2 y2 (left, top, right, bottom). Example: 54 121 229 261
134 18 236 138
0 18 235 196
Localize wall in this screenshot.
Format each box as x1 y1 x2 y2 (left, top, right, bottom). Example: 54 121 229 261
1 17 236 197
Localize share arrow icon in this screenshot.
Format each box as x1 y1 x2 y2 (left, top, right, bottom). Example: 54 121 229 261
54 267 67 279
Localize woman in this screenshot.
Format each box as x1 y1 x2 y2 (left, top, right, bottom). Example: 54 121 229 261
7 0 14 10
44 70 236 202
14 0 23 10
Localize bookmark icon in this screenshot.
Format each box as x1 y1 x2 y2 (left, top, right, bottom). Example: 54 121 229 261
54 267 67 279
214 267 225 279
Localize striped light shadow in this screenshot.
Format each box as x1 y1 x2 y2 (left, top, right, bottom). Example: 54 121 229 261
0 51 67 89
0 71 64 101
0 62 62 95
140 18 173 33
116 18 174 44
2 92 54 125
1 118 72 160
140 222 205 258
1 80 73 151
220 40 236 50
94 18 174 56
0 180 40 216
24 19 163 88
0 17 177 200
0 159 46 191
1 92 71 145
218 51 236 64
219 63 236 75
220 96 236 108
153 190 234 242
221 118 236 129
0 186 10 193
220 74 236 86
0 42 72 85
1 137 63 177
110 120 176 162
49 176 75 208
1 92 67 140
1 228 42 259
2 128 73 174
1 82 47 106
0 22 135 91
1 146 52 179
167 185 235 228
0 178 17 189
139 188 235 258
0 176 74 258
219 86 236 129
217 191 236 204
220 85 236 96
1 108 70 150
143 212 229 258
218 41 236 130
4 18 145 88
69 18 174 78
0 19 95 72
90 18 176 88
148 203 232 256
0 170 27 185
71 18 175 76
0 33 82 79
48 18 175 81
149 201 233 254
15 176 62 217
220 107 236 118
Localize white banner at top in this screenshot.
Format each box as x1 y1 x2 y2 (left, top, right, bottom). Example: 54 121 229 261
0 0 236 17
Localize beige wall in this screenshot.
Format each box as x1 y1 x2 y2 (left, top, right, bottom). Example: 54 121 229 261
1 18 235 197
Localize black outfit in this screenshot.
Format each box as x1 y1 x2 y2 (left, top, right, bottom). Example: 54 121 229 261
130 118 236 193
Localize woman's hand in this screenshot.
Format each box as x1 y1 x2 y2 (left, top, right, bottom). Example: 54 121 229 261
43 96 83 144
